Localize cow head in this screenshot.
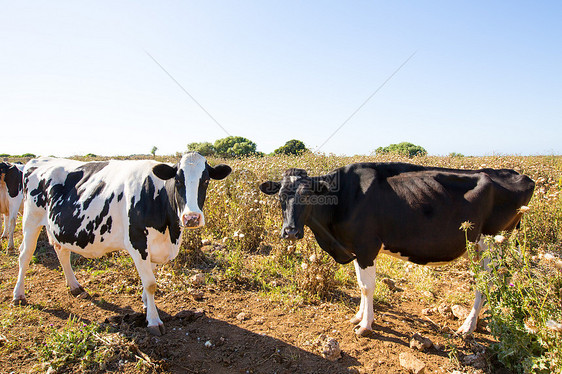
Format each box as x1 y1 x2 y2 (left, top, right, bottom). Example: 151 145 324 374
259 168 331 240
152 152 231 229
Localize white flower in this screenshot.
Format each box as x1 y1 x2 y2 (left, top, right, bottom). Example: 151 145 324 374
518 205 530 213
546 320 562 332
301 262 308 271
494 235 506 244
543 253 556 262
524 319 538 334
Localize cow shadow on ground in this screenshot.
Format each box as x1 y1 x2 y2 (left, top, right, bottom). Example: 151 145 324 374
104 308 362 374
335 289 493 361
31 286 362 373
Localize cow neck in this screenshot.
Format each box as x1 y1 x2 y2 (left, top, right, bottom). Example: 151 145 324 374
164 177 182 231
303 179 356 264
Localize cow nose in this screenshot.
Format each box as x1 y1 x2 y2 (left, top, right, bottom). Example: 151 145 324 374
182 212 202 228
282 227 299 240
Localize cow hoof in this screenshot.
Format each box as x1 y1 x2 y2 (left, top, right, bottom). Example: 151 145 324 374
13 297 27 306
354 325 373 337
70 287 90 299
456 326 474 336
147 324 166 336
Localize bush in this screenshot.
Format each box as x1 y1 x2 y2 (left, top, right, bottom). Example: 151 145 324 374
273 139 308 156
375 142 427 157
469 213 562 373
214 136 257 158
187 142 216 157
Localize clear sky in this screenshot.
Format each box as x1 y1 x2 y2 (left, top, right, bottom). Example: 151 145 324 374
1 1 561 157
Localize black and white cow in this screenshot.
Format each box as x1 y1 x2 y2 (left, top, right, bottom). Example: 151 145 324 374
260 162 535 336
13 152 231 335
0 162 24 251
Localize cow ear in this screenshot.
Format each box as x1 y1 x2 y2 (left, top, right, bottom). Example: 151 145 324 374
259 181 281 195
208 164 232 180
153 164 177 180
313 180 331 194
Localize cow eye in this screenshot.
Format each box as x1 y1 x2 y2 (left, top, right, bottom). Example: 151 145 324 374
175 178 184 186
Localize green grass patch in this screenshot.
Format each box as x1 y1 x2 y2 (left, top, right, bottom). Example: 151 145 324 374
39 315 130 372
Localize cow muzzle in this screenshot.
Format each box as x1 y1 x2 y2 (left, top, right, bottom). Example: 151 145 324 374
181 212 203 228
282 226 302 241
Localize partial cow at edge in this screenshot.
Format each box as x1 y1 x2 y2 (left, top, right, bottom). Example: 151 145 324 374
0 162 24 251
260 162 535 336
13 152 231 335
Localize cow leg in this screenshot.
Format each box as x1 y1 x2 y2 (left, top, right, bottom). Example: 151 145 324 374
141 263 158 310
351 259 377 336
5 211 18 250
458 238 490 334
13 221 43 305
1 214 6 238
130 253 165 335
53 244 87 297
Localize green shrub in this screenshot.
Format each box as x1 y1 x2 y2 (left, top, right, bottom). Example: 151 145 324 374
375 142 427 157
187 142 216 156
214 136 257 158
273 139 308 156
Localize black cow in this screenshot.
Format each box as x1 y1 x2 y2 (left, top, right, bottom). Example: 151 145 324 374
0 162 24 251
260 162 535 335
13 152 231 335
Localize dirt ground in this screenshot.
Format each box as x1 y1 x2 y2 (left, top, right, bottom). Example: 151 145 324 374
0 237 506 374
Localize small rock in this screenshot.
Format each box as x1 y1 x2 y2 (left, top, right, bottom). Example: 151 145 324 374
421 290 434 299
438 304 454 319
201 239 211 245
175 308 205 322
421 308 433 316
318 335 341 361
399 352 426 374
409 333 433 351
452 305 470 320
236 312 249 321
190 273 205 285
187 288 204 301
463 353 487 369
204 340 213 348
381 278 397 291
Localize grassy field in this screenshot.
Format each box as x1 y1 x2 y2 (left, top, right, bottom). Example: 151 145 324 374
1 153 561 373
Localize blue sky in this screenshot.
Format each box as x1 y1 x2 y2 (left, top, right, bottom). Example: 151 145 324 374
1 1 561 157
